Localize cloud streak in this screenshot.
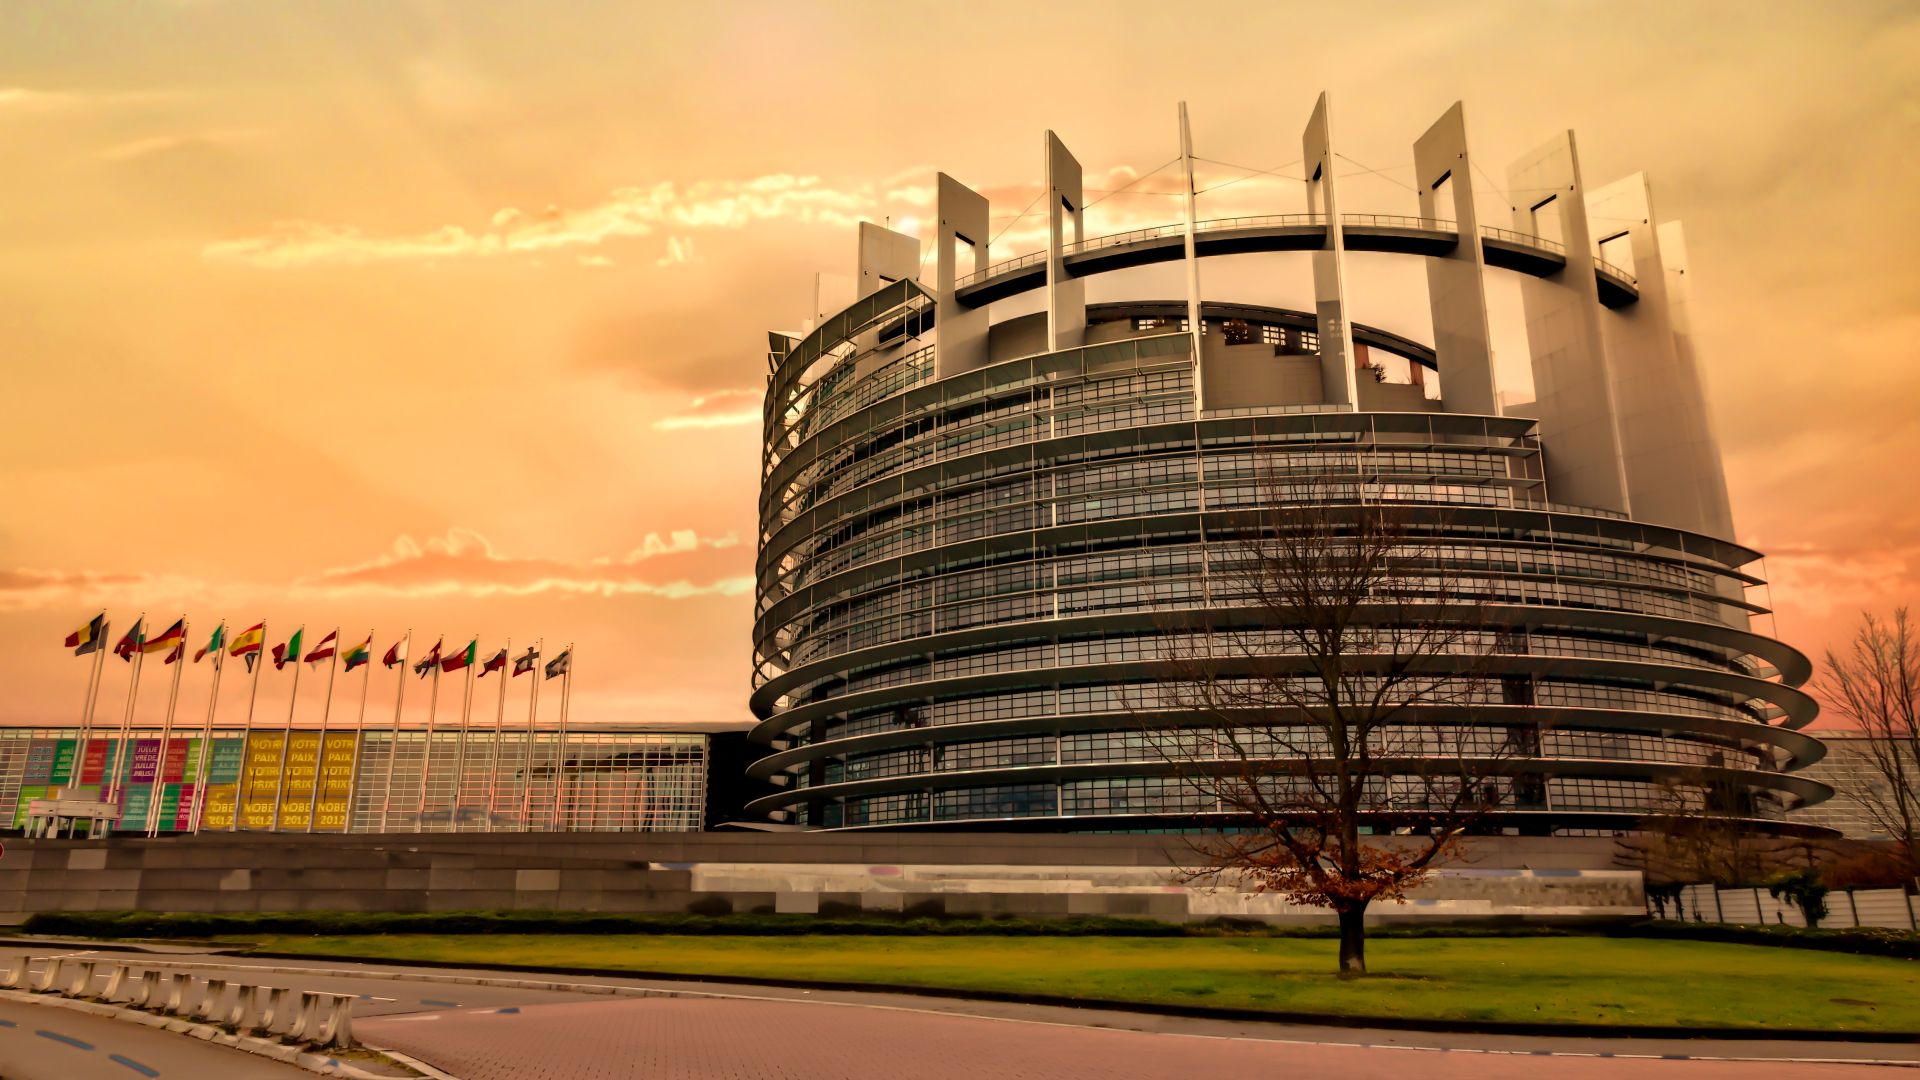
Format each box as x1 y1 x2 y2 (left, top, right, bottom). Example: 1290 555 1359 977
652 389 760 431
203 173 911 269
0 527 751 610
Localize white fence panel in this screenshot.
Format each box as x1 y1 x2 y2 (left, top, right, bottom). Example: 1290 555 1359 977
1853 889 1918 930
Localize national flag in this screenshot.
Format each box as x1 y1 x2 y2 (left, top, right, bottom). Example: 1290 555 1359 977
544 649 571 680
512 645 540 677
65 613 107 655
141 618 186 655
304 629 339 668
162 641 186 664
114 619 146 662
229 622 265 672
382 636 408 669
341 636 372 672
413 639 443 679
441 638 478 674
194 623 226 665
271 627 304 671
477 647 508 678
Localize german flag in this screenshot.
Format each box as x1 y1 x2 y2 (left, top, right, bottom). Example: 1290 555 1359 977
141 618 186 655
65 613 106 656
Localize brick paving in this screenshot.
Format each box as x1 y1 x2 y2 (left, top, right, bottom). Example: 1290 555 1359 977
357 997 1896 1080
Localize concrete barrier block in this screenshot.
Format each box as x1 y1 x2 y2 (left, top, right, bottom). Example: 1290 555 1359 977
515 869 561 891
67 849 109 871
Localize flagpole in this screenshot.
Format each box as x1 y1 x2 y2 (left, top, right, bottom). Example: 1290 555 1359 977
189 624 226 835
305 628 340 833
146 617 188 838
74 615 105 754
105 613 147 815
552 643 573 831
230 619 265 832
521 638 542 832
417 654 442 833
485 637 509 832
449 635 476 828
380 631 410 833
339 629 373 835
268 630 303 832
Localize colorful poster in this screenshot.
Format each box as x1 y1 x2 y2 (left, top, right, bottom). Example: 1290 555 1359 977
199 785 235 830
314 732 359 832
79 739 109 785
48 739 76 785
12 786 46 828
208 739 244 784
239 732 284 830
22 740 55 785
162 738 189 783
130 739 161 784
274 732 320 831
121 784 151 832
169 783 194 831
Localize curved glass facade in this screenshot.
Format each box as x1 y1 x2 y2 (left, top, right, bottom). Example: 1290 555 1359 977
748 301 1824 833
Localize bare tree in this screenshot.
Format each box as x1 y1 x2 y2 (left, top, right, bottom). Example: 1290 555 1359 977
1143 472 1531 977
1821 609 1920 874
1623 767 1782 889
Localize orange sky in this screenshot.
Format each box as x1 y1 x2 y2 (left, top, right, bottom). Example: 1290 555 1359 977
2 1 1916 733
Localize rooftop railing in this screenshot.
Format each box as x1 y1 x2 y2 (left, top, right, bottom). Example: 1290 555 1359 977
951 215 1583 290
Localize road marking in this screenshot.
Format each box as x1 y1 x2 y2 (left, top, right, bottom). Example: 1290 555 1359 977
420 999 462 1008
35 1027 95 1050
109 1052 161 1076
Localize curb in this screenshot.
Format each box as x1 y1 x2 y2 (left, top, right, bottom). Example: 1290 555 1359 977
230 950 1920 1047
0 987 405 1078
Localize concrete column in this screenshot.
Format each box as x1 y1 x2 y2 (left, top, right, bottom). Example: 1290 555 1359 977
1508 131 1631 515
1654 218 1738 539
857 222 919 299
810 272 854 331
1303 92 1358 410
934 173 990 378
1044 130 1086 352
1586 177 1733 538
1413 101 1498 417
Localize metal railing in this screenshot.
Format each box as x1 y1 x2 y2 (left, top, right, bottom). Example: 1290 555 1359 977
1594 255 1637 284
1340 212 1453 231
949 215 1594 290
1480 223 1566 256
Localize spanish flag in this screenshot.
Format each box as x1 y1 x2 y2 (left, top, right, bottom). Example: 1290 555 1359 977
229 622 265 672
65 613 107 656
141 618 186 655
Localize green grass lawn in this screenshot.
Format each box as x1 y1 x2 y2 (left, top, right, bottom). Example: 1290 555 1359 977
235 933 1920 1033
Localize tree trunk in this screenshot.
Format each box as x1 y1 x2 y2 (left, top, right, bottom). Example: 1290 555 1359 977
1336 903 1368 977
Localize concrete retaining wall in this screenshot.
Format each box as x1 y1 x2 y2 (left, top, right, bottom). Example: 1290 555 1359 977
0 832 1642 924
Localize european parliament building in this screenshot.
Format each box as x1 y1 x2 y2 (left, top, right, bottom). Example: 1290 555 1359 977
746 98 1828 834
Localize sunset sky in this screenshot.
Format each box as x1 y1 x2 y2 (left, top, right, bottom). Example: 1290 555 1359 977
2 1 1915 733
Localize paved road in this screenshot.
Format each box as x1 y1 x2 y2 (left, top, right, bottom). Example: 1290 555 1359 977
2 941 1915 1079
0 996 311 1079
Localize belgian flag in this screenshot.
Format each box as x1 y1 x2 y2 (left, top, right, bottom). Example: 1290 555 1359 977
65 613 106 656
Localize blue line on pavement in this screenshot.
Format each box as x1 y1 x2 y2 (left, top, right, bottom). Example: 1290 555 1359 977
494 1007 520 1014
0 1018 16 1027
421 999 461 1007
36 1028 95 1050
110 1053 160 1077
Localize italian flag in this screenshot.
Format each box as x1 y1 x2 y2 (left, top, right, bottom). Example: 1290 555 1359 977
440 638 478 673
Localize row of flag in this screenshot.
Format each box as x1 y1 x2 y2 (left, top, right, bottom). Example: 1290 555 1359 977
65 614 574 681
